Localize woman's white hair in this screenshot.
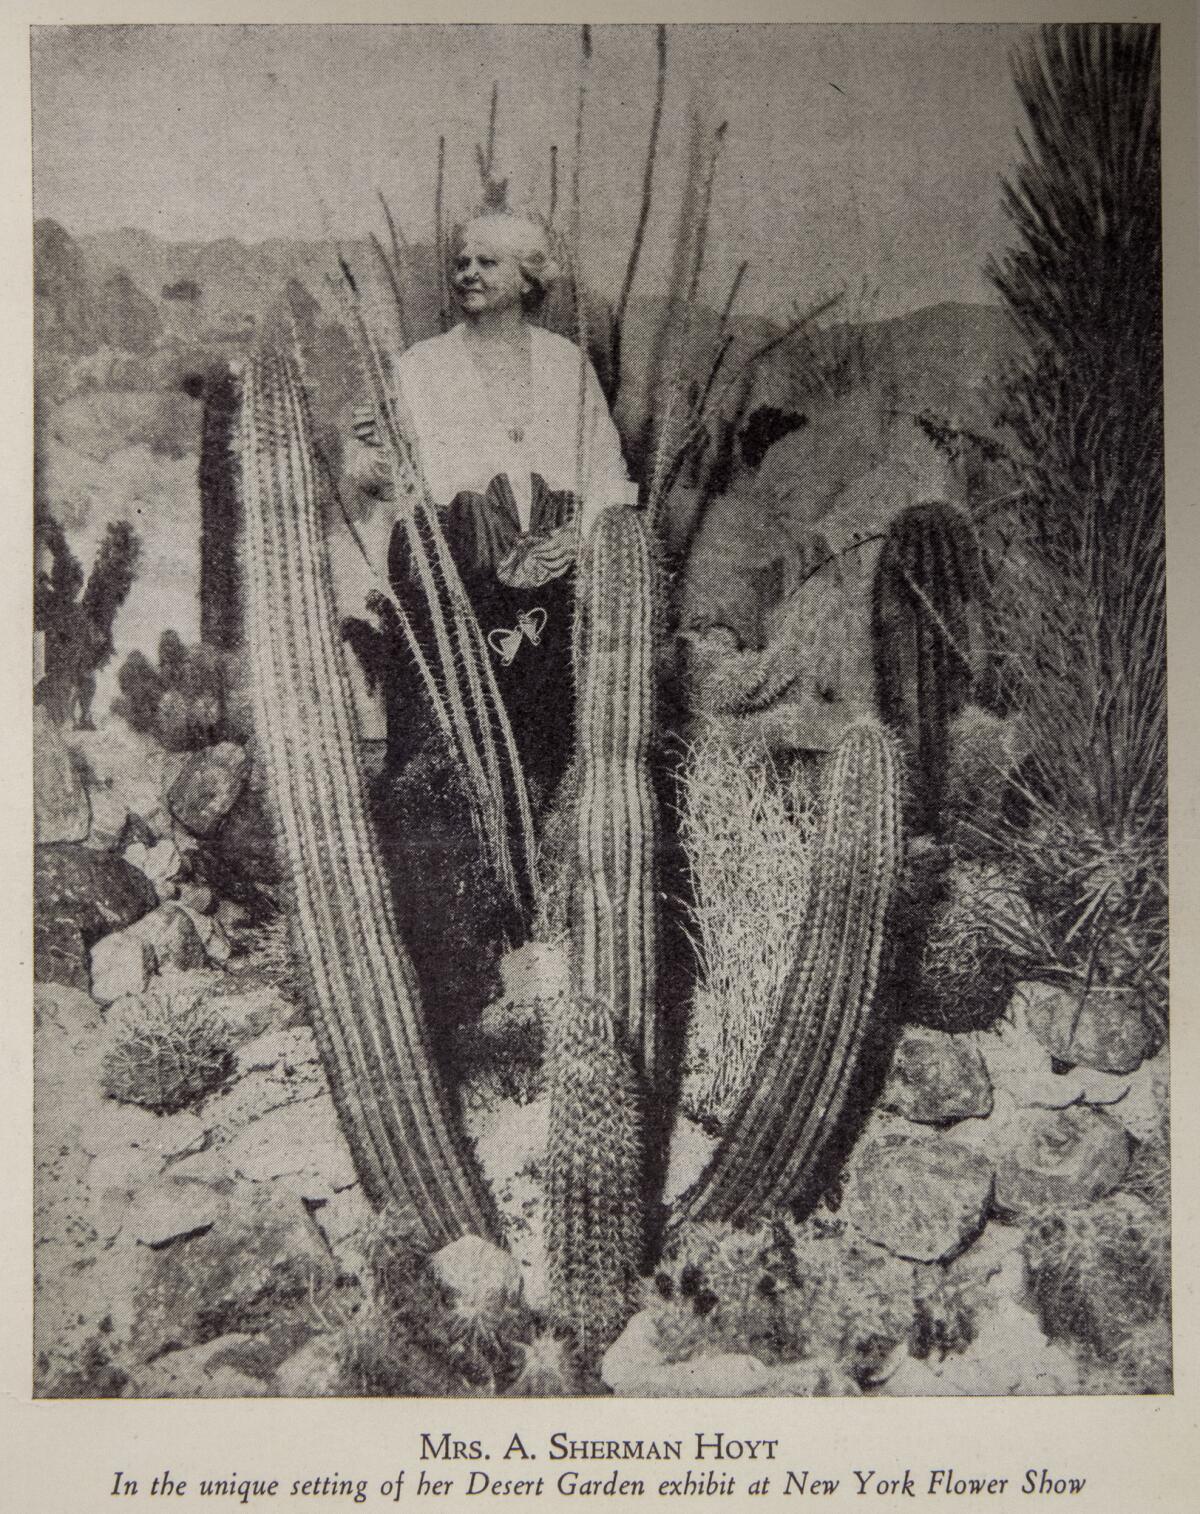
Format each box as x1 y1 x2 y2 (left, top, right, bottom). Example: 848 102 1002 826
450 208 562 309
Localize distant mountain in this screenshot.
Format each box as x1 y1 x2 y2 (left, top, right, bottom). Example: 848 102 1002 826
35 220 163 356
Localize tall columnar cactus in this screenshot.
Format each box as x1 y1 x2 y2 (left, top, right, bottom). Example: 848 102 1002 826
572 504 659 1077
338 285 537 917
546 996 644 1361
198 363 243 652
679 720 902 1226
872 499 981 832
236 347 499 1246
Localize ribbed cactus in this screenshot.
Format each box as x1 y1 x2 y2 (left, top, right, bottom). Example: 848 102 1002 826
679 720 902 1225
872 499 981 831
572 504 659 1077
236 346 499 1246
546 996 643 1361
336 283 537 917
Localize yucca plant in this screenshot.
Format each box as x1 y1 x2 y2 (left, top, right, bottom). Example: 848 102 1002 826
980 23 1166 1021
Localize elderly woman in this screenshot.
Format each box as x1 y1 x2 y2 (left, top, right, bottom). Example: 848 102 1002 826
351 206 632 803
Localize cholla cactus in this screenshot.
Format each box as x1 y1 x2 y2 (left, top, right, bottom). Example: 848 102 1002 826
572 504 659 1076
546 996 644 1361
236 346 498 1246
680 720 902 1224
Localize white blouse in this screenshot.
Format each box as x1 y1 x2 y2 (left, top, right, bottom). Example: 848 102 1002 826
393 323 631 534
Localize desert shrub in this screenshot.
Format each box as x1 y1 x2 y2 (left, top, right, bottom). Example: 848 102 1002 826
1022 1193 1171 1374
678 727 817 1121
113 630 234 750
651 1217 916 1389
336 1208 537 1396
100 989 235 1114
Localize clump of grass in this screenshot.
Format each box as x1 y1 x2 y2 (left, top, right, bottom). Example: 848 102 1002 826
100 989 235 1114
678 726 817 1121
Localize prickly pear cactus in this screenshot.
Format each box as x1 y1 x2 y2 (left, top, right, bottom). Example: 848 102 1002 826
236 347 499 1246
572 504 659 1076
679 720 902 1225
872 499 980 831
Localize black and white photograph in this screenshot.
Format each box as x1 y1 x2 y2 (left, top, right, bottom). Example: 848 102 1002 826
27 13 1177 1416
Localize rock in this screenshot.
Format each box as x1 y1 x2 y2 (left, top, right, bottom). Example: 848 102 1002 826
79 1100 206 1161
174 902 232 967
34 844 158 988
130 1182 336 1362
973 1015 1137 1111
755 1358 860 1396
179 883 214 914
87 1145 167 1243
274 1333 345 1397
90 904 210 1002
82 781 130 851
993 1106 1130 1218
1014 980 1155 1074
124 837 183 899
882 1027 993 1124
948 1221 1029 1309
314 1184 373 1259
1109 1045 1170 1146
125 1177 223 1247
168 741 250 837
841 1116 994 1262
430 1235 523 1315
938 1298 1080 1395
220 1093 357 1194
66 716 186 839
601 1310 772 1397
663 1115 720 1205
89 930 154 1003
34 705 90 843
123 1335 268 1398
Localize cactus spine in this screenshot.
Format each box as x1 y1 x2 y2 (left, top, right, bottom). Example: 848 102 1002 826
572 504 659 1077
680 721 902 1225
237 347 499 1245
546 996 643 1361
872 499 980 831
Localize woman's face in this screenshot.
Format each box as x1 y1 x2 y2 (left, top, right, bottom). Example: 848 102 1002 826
452 223 528 318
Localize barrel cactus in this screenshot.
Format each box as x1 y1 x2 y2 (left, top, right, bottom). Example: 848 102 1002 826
679 720 902 1225
236 346 499 1245
872 499 981 832
546 995 644 1362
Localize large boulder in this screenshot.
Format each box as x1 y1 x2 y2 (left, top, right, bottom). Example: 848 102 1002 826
35 844 158 989
993 1106 1131 1218
129 1181 336 1363
168 742 250 838
840 1116 995 1263
881 1027 993 1125
89 903 208 1003
34 705 90 843
1014 980 1156 1075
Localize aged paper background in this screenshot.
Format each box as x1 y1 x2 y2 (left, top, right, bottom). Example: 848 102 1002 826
3 1 1198 1510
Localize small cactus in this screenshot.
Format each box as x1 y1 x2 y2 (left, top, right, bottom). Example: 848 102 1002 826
546 996 644 1362
872 500 981 831
572 504 659 1076
236 346 499 1246
679 720 902 1225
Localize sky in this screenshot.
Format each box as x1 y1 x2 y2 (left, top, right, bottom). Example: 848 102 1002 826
31 22 1032 322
